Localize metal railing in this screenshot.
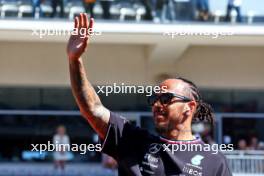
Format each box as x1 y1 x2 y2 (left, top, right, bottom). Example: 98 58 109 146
225 150 264 174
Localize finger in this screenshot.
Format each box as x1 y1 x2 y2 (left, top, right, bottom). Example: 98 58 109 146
78 14 82 29
88 18 94 37
74 17 78 29
76 14 81 30
83 13 89 37
80 13 84 29
83 13 88 29
88 18 94 31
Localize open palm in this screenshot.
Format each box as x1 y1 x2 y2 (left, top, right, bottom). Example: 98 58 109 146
67 13 94 60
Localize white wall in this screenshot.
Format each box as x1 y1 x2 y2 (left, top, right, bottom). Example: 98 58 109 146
0 41 264 89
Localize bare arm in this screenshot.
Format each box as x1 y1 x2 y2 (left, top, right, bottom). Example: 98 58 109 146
67 13 110 140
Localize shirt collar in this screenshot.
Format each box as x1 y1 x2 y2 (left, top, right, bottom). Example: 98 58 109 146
159 136 202 144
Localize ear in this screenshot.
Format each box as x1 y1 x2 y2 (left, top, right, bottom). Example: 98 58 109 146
183 101 196 116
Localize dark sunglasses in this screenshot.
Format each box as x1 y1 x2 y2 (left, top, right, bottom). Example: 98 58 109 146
147 92 193 106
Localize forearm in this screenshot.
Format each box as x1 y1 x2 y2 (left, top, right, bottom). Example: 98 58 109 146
69 57 110 139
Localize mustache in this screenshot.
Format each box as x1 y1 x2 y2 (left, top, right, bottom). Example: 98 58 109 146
153 107 167 116
155 118 185 135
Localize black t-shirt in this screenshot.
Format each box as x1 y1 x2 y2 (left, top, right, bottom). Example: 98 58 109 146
101 112 233 176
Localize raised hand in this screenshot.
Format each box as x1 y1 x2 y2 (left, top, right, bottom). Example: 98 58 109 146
67 13 94 61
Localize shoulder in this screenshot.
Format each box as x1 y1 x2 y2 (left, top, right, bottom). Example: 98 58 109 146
193 143 230 168
200 143 229 162
109 111 157 142
203 149 230 172
209 151 228 162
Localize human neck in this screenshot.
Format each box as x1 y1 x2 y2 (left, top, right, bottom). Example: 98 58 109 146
162 128 194 141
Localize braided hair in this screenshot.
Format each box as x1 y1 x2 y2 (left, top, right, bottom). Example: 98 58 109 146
176 77 215 130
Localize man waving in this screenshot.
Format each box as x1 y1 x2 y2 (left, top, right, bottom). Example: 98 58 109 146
67 13 232 176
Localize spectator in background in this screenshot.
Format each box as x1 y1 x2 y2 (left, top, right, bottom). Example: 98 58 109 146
53 125 70 172
237 139 247 150
32 0 44 18
100 0 113 19
154 0 167 22
51 0 65 18
83 0 96 18
258 142 264 150
154 0 175 23
225 0 242 22
196 0 209 21
249 136 259 150
164 0 176 22
140 0 153 21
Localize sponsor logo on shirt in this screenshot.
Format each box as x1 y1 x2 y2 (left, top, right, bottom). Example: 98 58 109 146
148 143 162 154
181 155 204 176
191 155 204 166
182 166 203 176
140 145 161 175
140 153 159 175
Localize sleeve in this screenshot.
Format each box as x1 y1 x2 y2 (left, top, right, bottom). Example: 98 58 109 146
101 111 149 160
216 155 233 176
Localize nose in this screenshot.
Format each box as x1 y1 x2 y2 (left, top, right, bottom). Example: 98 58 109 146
152 101 166 116
152 99 164 109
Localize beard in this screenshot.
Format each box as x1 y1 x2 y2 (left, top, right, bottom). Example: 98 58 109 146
154 115 186 137
155 126 167 134
155 120 176 135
